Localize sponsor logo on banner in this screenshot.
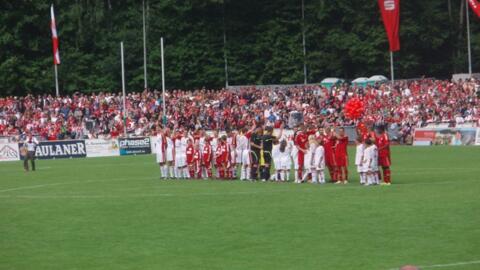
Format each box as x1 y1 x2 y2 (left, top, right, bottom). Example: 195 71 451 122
383 0 395 10
0 143 20 161
119 137 151 155
21 140 87 159
86 139 120 157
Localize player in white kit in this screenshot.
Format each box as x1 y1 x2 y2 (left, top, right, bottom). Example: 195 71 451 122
302 135 317 183
362 138 379 185
355 137 366 185
210 131 219 177
277 139 292 182
236 127 251 181
165 129 175 178
153 127 167 178
174 130 189 179
313 141 326 184
226 129 237 179
271 138 281 181
289 135 299 183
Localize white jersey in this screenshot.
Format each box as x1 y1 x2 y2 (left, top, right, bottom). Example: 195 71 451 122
175 136 187 154
154 135 164 154
166 136 174 162
154 134 165 163
174 136 188 167
304 143 317 169
236 134 249 152
236 134 249 164
277 144 292 170
25 137 39 152
211 137 219 153
272 144 281 169
199 137 206 153
355 144 364 166
362 145 378 172
314 145 325 170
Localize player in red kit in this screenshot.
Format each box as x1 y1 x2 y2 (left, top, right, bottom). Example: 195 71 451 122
202 136 213 179
376 126 392 185
294 126 308 183
334 127 349 184
215 136 228 179
193 143 201 179
323 128 337 182
186 138 195 178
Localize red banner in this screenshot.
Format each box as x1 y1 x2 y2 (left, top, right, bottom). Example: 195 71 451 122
50 5 61 65
469 0 480 18
378 0 400 52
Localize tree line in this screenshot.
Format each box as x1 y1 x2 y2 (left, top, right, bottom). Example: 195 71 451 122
0 0 478 95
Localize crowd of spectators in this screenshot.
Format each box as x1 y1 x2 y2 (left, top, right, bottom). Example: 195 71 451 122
0 78 478 142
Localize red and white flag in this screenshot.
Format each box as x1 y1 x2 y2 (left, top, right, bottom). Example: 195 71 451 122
50 4 60 65
469 0 480 18
378 0 400 52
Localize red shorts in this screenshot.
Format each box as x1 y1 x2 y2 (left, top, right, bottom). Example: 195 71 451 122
325 153 336 167
335 155 348 167
379 155 391 167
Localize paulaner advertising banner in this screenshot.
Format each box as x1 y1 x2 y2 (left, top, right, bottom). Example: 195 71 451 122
20 140 87 159
118 137 151 155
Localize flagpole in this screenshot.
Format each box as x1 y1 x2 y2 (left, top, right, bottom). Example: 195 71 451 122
121 42 127 137
161 37 166 121
222 1 229 88
143 0 148 89
466 0 473 76
54 64 59 96
301 0 307 85
390 51 394 89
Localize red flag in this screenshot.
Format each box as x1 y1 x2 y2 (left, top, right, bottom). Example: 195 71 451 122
469 0 480 18
50 5 61 65
378 0 400 52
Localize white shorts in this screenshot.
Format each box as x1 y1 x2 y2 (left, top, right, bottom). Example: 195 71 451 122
236 150 243 164
231 150 237 164
291 151 299 169
175 153 186 167
278 156 291 170
304 152 313 169
156 152 165 163
166 148 174 162
314 157 325 170
241 150 250 165
273 158 281 170
356 165 365 173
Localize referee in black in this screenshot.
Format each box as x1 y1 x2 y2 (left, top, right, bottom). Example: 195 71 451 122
23 134 39 172
249 126 263 181
260 126 275 181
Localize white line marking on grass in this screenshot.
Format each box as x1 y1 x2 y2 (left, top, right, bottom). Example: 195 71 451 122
422 260 480 268
0 176 156 193
387 259 480 270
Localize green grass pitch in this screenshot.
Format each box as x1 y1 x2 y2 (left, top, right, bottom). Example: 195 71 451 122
1 146 479 270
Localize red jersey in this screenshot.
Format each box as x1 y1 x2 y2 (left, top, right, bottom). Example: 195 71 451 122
295 132 308 151
335 136 348 157
376 133 390 157
193 149 201 163
202 144 212 163
323 136 336 166
186 144 195 164
215 143 228 163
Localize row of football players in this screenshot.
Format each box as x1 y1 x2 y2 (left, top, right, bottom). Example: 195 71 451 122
152 126 391 185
